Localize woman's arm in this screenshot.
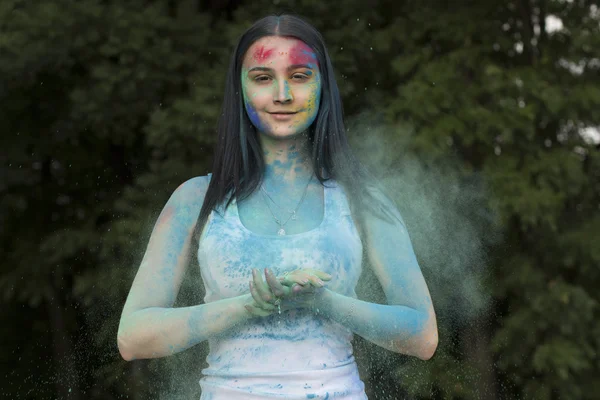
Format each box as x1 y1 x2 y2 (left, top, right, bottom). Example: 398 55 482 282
117 175 257 361
314 289 437 360
118 294 255 360
315 187 438 360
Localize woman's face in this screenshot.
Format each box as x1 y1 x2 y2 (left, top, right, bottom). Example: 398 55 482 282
241 36 322 139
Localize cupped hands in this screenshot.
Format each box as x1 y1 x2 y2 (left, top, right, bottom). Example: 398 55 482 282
244 268 332 317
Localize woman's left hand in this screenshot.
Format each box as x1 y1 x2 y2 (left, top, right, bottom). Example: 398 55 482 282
245 268 329 316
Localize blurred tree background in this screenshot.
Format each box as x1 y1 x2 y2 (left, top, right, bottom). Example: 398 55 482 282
1 0 598 399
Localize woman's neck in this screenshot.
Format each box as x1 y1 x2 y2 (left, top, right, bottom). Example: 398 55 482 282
260 135 314 187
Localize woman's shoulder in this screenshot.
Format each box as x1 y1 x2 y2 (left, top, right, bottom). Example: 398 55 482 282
171 174 212 203
179 173 212 189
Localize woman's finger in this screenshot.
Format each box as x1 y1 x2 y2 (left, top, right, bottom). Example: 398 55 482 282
280 269 332 286
245 303 273 317
292 283 304 294
281 280 315 296
279 273 307 287
287 271 325 288
314 270 332 281
302 269 332 281
307 274 326 288
265 268 289 298
279 271 309 287
252 268 275 304
249 281 275 310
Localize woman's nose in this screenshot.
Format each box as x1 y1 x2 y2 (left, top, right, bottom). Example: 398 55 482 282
273 80 293 104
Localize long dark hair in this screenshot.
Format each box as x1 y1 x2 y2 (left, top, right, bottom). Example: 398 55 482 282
192 13 401 246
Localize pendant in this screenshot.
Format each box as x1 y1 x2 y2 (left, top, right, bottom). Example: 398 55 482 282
277 228 286 236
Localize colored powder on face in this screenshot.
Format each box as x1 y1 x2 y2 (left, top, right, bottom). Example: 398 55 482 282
302 74 322 124
288 42 320 68
240 69 269 132
252 46 275 63
283 80 291 98
244 101 265 131
240 40 322 135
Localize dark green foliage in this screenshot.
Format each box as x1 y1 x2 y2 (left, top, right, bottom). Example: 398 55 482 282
1 0 598 399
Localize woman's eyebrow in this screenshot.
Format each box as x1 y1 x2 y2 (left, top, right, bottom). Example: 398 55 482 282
248 64 314 73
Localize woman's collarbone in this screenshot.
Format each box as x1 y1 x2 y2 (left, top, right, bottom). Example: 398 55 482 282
238 191 324 234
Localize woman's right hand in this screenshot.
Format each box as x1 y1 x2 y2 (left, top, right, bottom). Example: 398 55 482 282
278 268 332 292
244 268 332 317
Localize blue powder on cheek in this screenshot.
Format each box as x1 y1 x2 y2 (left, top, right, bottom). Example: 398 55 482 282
244 101 264 131
245 102 258 121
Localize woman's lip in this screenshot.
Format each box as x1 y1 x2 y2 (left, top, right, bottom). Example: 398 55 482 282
269 112 297 120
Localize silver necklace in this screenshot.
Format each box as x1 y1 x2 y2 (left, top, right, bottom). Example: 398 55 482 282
260 175 313 236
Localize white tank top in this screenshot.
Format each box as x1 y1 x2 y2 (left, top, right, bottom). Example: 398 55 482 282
197 173 368 399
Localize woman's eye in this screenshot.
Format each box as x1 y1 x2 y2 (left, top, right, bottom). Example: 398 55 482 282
254 75 309 83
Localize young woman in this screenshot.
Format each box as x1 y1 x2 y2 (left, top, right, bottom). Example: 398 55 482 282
118 14 438 399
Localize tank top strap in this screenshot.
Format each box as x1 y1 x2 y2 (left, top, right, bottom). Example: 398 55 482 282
205 173 236 217
327 179 352 217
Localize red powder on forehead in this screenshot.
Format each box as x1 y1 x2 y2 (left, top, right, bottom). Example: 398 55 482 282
252 46 275 63
288 42 319 67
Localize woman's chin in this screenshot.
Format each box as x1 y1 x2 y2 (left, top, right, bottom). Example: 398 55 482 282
261 127 308 140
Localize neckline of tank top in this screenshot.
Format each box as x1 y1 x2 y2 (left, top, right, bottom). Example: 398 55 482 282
231 181 330 239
